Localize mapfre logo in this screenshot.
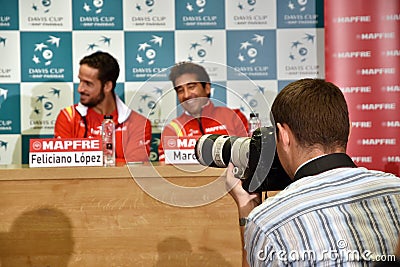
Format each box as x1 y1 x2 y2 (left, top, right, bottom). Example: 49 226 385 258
358 103 396 110
32 140 42 150
358 138 396 146
382 121 400 128
30 138 101 152
164 136 199 149
177 138 197 148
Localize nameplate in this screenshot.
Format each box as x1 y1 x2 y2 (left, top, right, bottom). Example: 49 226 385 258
29 138 103 168
164 136 200 164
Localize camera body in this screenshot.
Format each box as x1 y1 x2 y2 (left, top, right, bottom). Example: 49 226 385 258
195 127 292 192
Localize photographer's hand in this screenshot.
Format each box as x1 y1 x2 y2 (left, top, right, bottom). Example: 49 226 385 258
226 163 261 216
226 163 261 267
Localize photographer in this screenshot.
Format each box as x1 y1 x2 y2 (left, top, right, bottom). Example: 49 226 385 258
227 79 400 266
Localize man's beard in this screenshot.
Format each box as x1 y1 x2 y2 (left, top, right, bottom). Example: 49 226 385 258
81 88 105 108
182 97 208 117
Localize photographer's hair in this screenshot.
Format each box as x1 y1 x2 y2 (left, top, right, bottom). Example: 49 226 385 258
80 51 120 91
271 78 349 152
169 62 211 96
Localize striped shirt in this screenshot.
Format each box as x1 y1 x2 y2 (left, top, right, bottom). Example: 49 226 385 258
245 166 400 266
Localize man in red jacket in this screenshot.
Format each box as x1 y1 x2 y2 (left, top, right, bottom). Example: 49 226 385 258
158 62 248 162
54 51 151 163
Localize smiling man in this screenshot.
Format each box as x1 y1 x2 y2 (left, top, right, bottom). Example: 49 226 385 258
158 61 248 162
54 51 151 163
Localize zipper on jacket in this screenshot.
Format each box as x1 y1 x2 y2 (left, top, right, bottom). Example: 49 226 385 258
196 117 205 135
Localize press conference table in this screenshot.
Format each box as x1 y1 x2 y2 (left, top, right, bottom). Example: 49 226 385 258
0 164 242 267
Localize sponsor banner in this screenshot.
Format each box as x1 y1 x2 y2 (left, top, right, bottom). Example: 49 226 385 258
175 0 225 30
226 80 277 125
0 0 19 30
124 31 175 81
29 138 103 167
174 30 227 81
277 28 324 80
123 0 175 30
0 83 20 134
20 32 72 82
124 81 174 132
225 0 276 30
1 1 330 165
0 31 21 82
72 0 123 30
227 30 277 80
325 0 400 175
163 136 200 164
277 0 324 29
0 134 21 165
20 82 73 135
72 31 125 83
19 0 72 31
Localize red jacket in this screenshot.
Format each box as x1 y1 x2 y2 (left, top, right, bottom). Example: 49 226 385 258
54 96 151 163
158 101 248 161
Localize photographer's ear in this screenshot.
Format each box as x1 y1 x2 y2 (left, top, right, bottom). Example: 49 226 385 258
277 123 290 148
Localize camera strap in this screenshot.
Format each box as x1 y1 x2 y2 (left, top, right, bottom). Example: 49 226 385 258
294 153 357 181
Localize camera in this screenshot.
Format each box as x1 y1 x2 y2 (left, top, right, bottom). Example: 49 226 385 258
194 126 292 192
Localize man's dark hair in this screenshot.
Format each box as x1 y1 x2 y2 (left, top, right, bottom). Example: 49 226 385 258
169 62 211 90
80 51 120 91
271 78 350 152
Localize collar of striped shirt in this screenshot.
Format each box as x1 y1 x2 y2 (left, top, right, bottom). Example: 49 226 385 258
294 153 356 181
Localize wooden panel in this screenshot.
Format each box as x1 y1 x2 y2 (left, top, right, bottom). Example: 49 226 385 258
0 165 241 267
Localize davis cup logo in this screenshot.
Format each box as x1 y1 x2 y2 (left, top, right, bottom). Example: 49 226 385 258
186 0 207 13
86 35 111 51
238 34 264 64
32 87 61 117
187 35 213 62
22 31 72 81
135 0 155 13
83 0 104 14
289 33 315 63
137 86 163 116
238 0 257 12
288 0 308 12
32 35 60 67
239 86 263 112
136 35 163 65
32 0 52 13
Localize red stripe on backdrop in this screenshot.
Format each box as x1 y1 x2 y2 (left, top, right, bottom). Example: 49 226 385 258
324 0 400 176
